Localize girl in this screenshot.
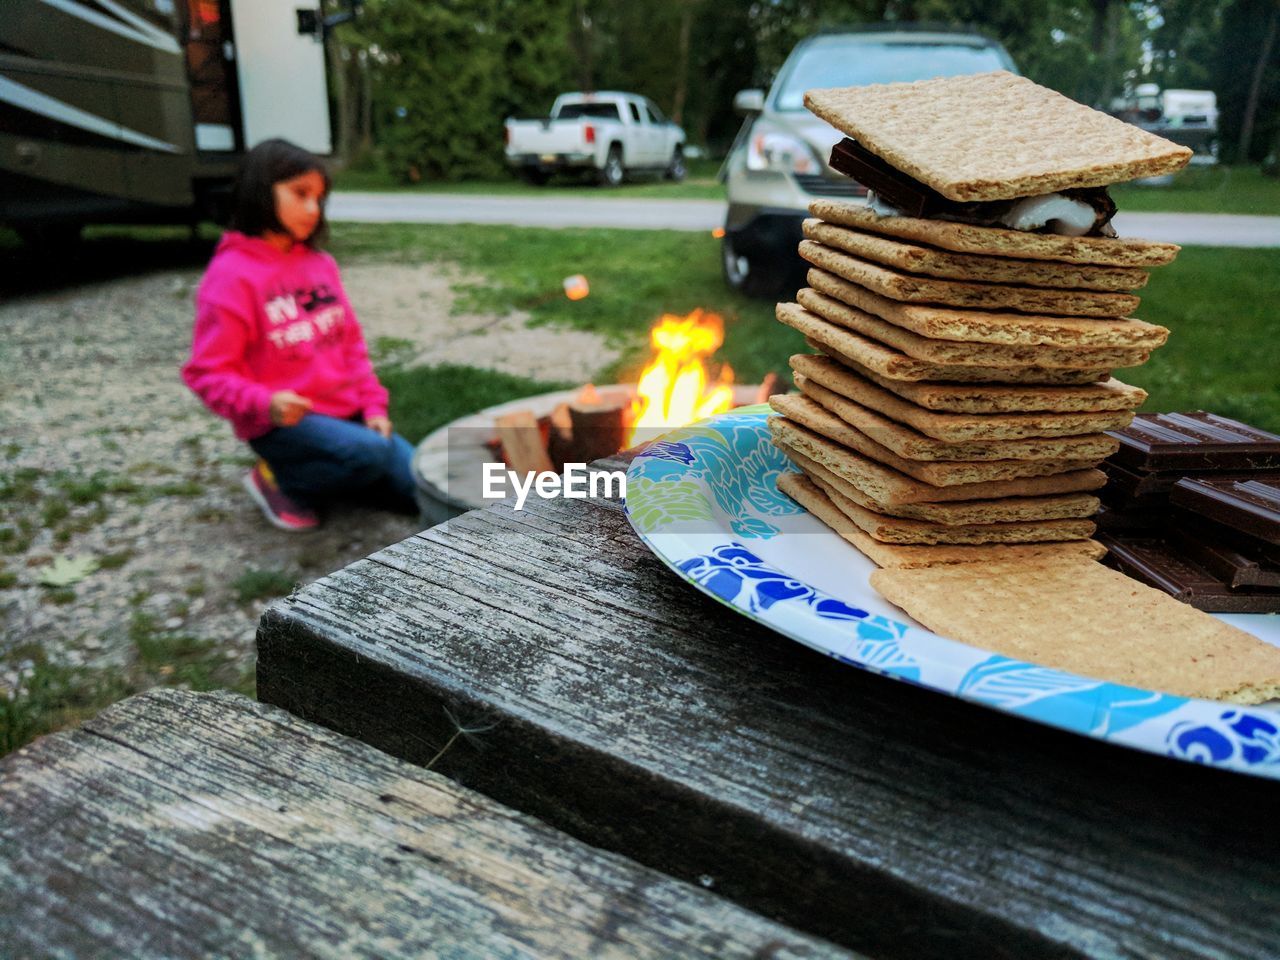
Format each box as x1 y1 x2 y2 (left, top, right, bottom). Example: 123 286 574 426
182 139 417 531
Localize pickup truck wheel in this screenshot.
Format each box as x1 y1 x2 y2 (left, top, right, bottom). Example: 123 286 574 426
665 148 687 182
599 146 625 187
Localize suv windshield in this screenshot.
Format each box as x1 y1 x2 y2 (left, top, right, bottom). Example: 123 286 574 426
556 103 622 120
774 39 1012 110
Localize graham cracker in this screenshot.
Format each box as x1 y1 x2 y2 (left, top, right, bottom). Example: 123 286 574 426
803 219 1149 291
802 345 1146 413
795 375 1121 462
779 304 1110 385
778 440 1100 524
776 472 1108 568
804 71 1192 202
810 199 1181 267
768 400 1102 488
797 288 1150 369
791 354 1136 441
869 558 1280 704
769 416 1105 505
806 267 1168 349
806 470 1094 545
800 241 1139 318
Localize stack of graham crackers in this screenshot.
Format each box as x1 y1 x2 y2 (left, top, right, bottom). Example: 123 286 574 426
766 72 1280 704
771 71 1188 570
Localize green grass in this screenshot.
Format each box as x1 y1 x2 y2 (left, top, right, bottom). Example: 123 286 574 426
0 655 133 755
151 479 205 498
1112 166 1280 215
99 550 133 570
1121 247 1280 428
130 613 238 692
331 222 794 388
382 364 578 443
0 468 41 503
231 568 296 605
333 157 724 200
0 626 253 755
328 222 1280 434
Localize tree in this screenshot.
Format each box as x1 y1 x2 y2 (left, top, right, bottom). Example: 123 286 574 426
1239 0 1280 160
321 0 373 167
671 0 700 126
350 0 574 182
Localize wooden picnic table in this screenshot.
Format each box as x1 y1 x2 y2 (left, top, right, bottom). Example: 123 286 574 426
257 452 1280 960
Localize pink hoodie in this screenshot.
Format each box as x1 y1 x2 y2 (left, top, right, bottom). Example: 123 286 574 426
181 232 388 440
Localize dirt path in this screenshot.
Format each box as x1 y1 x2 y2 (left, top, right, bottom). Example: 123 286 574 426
0 262 617 699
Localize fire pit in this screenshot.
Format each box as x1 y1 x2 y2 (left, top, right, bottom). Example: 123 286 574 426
412 308 776 526
411 382 766 526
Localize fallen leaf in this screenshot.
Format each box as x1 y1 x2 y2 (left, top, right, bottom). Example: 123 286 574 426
37 554 100 588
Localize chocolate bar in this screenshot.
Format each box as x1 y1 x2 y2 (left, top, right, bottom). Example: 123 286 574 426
1094 502 1164 533
1171 519 1280 589
1101 461 1267 508
828 138 949 218
1101 460 1176 503
1107 411 1280 473
1100 533 1280 613
1170 476 1280 546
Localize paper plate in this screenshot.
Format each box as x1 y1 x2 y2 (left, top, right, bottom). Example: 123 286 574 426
623 405 1280 780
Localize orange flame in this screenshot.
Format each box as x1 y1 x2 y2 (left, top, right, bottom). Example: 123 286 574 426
627 309 735 446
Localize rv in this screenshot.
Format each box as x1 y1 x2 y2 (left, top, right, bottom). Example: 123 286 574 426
0 0 342 242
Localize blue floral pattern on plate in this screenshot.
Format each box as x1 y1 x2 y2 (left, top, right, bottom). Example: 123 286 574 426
624 407 1280 780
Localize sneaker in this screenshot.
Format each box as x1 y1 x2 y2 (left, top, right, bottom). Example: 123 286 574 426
242 460 319 532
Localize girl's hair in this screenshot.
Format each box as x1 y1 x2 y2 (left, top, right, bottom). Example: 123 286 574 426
229 138 331 246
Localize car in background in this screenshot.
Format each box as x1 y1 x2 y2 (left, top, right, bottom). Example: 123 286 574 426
1110 84 1219 167
505 91 687 186
720 26 1018 297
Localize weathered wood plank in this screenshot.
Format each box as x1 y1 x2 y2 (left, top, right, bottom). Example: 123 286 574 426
258 486 1280 960
0 689 857 960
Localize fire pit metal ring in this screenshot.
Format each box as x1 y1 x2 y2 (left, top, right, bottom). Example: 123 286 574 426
411 383 762 527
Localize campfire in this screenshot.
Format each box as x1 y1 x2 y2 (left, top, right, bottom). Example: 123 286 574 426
628 308 736 447
490 309 777 474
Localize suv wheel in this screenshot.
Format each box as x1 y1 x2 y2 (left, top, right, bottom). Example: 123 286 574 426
722 232 787 298
666 147 687 181
599 146 625 187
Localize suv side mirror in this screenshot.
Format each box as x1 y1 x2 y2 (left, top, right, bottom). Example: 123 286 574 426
733 89 765 114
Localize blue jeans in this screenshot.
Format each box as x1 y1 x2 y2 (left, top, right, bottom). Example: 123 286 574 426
249 413 418 515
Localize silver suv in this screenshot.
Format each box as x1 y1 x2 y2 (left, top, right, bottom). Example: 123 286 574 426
720 26 1017 297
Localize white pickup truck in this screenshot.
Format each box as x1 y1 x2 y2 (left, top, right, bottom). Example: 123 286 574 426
504 91 687 186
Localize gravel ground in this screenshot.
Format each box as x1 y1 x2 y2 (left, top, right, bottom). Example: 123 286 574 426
0 261 617 697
